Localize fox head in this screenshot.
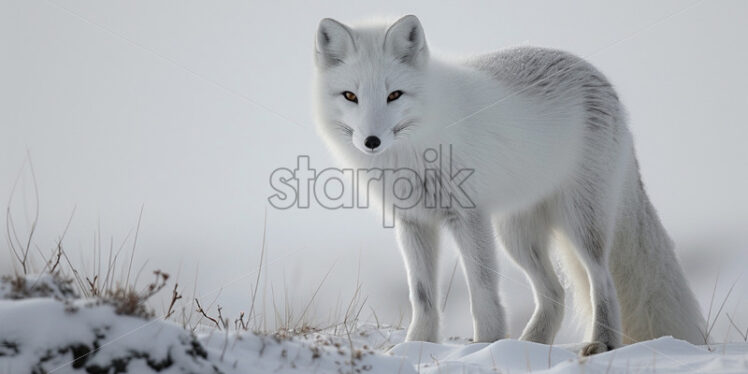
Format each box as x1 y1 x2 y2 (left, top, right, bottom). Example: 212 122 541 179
313 15 429 157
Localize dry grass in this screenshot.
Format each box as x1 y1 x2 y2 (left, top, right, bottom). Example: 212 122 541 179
3 182 385 349
700 271 744 347
2 161 175 320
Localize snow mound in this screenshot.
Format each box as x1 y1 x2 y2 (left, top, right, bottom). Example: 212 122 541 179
391 337 748 373
0 298 218 373
0 273 78 300
0 296 409 374
1 288 747 373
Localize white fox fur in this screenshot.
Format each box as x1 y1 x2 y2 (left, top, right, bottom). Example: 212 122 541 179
312 15 705 354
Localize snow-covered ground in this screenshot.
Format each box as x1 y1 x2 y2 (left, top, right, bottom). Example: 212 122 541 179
2 275 747 374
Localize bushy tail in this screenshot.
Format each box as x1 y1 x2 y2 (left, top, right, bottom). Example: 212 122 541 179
558 178 706 345
609 184 706 344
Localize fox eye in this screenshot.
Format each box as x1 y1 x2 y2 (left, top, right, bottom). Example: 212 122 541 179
387 90 403 103
342 91 358 103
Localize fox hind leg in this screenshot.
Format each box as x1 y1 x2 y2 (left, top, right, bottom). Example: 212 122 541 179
559 197 623 355
498 207 565 344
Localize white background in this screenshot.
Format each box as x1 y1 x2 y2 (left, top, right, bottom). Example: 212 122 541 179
1 0 747 342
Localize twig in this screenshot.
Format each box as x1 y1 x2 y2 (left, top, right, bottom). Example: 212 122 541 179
248 208 268 325
195 298 221 329
704 275 741 342
726 313 748 342
165 283 183 319
20 153 40 275
295 262 336 327
442 258 459 312
124 205 144 287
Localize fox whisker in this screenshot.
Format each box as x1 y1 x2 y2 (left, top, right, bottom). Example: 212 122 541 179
393 119 418 135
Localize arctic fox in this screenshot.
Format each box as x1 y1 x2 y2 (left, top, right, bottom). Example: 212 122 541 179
313 15 705 355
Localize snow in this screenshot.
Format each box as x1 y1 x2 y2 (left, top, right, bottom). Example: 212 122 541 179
0 273 78 300
1 288 747 374
393 338 748 373
0 298 217 373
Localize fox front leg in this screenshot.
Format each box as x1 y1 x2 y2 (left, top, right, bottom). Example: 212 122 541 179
396 218 441 342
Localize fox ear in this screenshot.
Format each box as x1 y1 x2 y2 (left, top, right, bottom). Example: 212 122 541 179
316 18 356 68
384 15 428 66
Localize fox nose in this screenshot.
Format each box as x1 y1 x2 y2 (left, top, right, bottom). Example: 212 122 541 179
364 136 381 150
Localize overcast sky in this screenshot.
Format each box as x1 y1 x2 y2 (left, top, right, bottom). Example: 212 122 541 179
1 0 747 341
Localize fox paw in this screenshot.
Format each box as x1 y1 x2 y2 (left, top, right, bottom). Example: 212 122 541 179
580 341 613 356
